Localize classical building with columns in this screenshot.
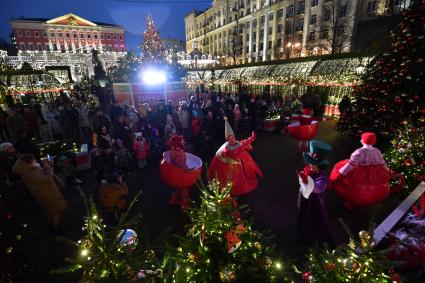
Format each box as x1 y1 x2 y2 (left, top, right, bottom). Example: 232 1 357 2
185 0 410 64
6 13 127 80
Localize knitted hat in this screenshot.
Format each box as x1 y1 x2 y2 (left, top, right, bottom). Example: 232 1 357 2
361 132 376 145
224 117 235 139
303 140 332 166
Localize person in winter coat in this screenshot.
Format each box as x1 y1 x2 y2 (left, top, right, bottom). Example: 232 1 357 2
12 154 68 233
44 103 61 139
178 101 191 139
14 131 41 161
91 147 107 184
133 134 149 168
92 108 112 133
164 114 177 141
113 138 132 176
99 173 128 213
113 115 132 150
76 102 90 136
6 109 24 143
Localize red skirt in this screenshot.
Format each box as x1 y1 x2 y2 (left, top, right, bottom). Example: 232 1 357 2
208 152 262 196
329 160 390 206
287 121 318 141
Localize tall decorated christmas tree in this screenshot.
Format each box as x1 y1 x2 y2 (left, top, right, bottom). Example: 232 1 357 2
140 15 166 64
338 1 425 137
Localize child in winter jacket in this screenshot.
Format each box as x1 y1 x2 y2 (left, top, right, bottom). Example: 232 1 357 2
113 139 132 176
133 134 149 169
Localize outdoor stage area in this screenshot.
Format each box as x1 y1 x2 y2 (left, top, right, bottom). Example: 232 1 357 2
22 120 397 282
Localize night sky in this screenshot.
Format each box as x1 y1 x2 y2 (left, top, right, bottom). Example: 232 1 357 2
0 0 210 51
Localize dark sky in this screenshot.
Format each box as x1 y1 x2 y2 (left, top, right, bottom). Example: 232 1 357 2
0 0 210 51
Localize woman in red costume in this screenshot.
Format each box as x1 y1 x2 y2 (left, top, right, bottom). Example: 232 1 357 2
208 118 263 196
160 134 202 210
288 108 320 154
329 132 390 209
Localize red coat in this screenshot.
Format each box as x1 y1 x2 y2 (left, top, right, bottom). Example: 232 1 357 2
208 136 263 196
133 139 149 159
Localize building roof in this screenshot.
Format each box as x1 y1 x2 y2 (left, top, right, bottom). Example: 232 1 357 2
10 14 122 28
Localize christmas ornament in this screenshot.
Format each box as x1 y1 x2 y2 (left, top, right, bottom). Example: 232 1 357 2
403 157 416 167
6 246 13 254
117 229 138 251
225 230 241 253
302 271 313 283
342 258 354 271
254 241 262 250
235 223 246 234
257 256 273 270
188 252 199 263
219 264 237 283
348 238 356 250
176 246 183 253
325 262 336 271
358 230 371 242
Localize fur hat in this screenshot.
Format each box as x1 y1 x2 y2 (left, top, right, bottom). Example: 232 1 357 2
361 132 376 145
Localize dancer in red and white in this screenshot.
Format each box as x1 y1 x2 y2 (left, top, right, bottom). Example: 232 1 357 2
208 118 263 196
288 108 320 154
329 132 390 209
160 134 203 210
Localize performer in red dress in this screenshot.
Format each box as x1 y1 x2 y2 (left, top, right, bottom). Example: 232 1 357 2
208 118 263 196
168 135 190 208
288 108 320 154
329 132 390 209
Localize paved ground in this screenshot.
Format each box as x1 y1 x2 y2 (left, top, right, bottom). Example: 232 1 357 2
9 120 398 282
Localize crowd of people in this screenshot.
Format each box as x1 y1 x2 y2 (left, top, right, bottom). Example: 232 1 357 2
0 90 311 234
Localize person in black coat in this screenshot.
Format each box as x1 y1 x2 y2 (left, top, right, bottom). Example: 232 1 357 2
110 101 123 124
113 115 132 150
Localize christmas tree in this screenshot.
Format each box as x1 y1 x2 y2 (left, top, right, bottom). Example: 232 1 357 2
140 15 166 64
52 191 164 282
297 221 395 283
384 123 425 197
164 179 288 282
337 1 425 137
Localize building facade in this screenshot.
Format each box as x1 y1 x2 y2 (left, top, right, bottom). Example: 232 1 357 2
10 13 127 53
185 0 410 64
5 13 127 81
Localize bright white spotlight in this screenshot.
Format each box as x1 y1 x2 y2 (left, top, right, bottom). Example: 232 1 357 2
141 69 166 85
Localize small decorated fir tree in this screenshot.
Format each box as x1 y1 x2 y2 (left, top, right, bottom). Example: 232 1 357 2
297 221 395 283
164 179 288 282
385 123 425 196
52 192 163 282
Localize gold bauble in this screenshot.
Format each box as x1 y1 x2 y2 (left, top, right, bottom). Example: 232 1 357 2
258 256 273 270
254 242 262 250
219 264 237 283
358 230 371 241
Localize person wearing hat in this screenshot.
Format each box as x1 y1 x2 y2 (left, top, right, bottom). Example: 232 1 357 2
208 118 263 196
167 134 192 208
289 108 321 154
99 173 128 213
329 132 390 209
297 140 334 246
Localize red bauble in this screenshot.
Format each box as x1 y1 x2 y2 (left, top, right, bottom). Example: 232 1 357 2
302 271 313 283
